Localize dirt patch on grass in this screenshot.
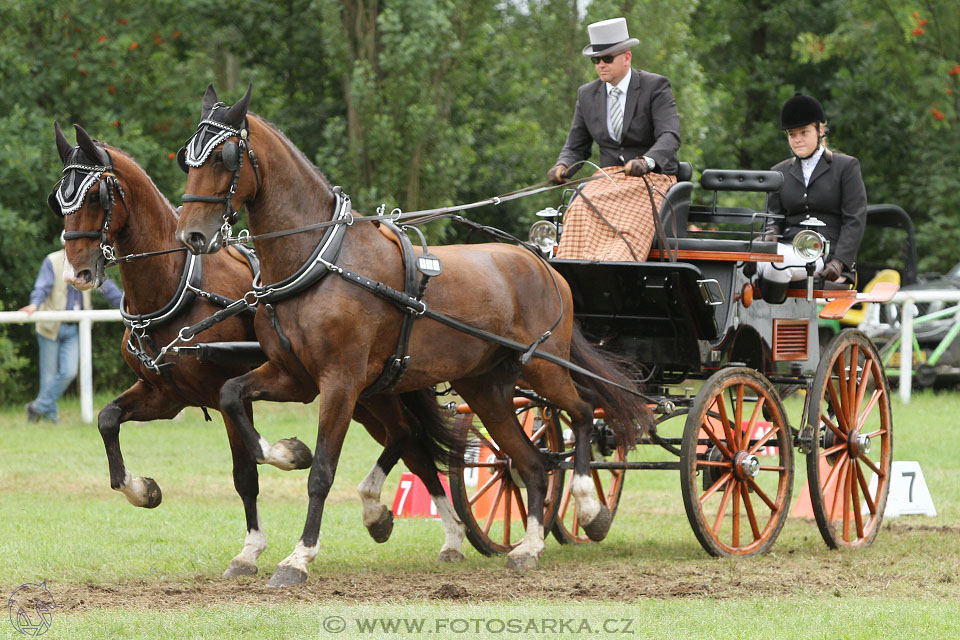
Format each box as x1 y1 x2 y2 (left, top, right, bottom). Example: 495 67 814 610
39 549 959 612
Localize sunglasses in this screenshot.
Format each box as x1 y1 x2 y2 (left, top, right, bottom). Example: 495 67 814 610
591 53 623 64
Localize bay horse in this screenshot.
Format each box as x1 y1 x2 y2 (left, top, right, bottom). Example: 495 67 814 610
175 84 652 587
50 122 467 578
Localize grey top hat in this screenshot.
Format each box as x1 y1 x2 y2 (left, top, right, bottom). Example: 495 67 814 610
582 17 640 57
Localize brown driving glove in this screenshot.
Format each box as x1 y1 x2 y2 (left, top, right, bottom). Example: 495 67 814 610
547 164 568 185
624 158 652 177
816 258 845 282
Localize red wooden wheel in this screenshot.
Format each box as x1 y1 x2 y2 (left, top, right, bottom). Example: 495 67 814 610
806 329 892 548
448 400 563 556
680 367 794 556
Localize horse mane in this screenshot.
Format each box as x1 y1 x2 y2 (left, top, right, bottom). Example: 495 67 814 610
251 112 334 200
99 141 180 222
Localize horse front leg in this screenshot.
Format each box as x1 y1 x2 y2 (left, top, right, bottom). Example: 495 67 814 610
222 399 266 578
98 380 186 508
268 385 357 588
219 361 316 470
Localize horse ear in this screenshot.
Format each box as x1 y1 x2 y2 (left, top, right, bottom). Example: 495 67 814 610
201 83 218 119
74 124 108 166
223 82 252 128
54 121 72 164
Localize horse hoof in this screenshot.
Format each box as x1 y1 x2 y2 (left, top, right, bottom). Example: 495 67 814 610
123 477 162 509
438 548 465 563
276 438 313 470
266 565 307 588
367 509 394 543
222 563 258 578
140 477 162 509
581 504 612 542
505 553 538 571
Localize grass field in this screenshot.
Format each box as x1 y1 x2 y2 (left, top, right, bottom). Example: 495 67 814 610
1 389 959 639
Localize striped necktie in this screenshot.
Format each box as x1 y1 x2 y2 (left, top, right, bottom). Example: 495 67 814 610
609 87 623 141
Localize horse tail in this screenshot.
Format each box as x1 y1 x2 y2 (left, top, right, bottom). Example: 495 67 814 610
398 389 464 471
568 322 654 447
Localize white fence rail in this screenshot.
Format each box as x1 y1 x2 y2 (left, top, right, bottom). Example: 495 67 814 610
886 289 960 403
0 309 123 423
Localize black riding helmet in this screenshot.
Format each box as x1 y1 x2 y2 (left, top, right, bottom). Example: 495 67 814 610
780 92 826 130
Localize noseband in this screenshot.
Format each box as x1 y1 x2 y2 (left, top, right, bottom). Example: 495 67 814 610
178 108 261 244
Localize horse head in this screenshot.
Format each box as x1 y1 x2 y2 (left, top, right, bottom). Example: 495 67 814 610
176 83 257 255
49 122 129 290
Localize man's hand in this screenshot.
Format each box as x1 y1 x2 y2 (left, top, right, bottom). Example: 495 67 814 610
547 164 568 185
624 158 652 177
18 304 37 315
816 258 845 282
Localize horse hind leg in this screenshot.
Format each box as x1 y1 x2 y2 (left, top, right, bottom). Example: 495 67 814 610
454 378 547 571
98 381 184 509
521 361 611 541
223 401 266 578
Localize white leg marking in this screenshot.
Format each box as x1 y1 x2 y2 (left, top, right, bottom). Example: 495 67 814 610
258 436 299 470
432 495 466 559
571 473 601 524
229 512 266 571
277 539 320 574
506 514 545 566
117 470 152 507
357 465 388 527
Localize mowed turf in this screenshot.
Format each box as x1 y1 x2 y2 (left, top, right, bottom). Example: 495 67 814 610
1 390 959 639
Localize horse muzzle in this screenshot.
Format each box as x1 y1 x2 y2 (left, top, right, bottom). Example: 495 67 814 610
176 226 222 255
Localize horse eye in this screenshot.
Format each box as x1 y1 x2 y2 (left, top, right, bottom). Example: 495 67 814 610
88 192 99 206
214 151 223 163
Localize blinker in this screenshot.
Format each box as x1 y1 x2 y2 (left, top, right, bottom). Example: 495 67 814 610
177 147 189 173
221 141 240 171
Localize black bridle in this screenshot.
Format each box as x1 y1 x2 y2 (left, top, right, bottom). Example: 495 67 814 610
178 107 261 245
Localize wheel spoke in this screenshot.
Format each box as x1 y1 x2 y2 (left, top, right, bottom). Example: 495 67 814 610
826 378 852 434
748 422 779 455
713 397 738 456
696 460 734 468
734 384 745 450
820 412 845 442
700 471 732 504
529 421 549 443
741 482 761 541
482 480 506 534
855 462 877 515
820 442 847 459
711 480 735 535
468 425 498 453
503 483 512 544
512 484 528 524
864 428 887 439
842 458 852 541
827 456 849 522
468 470 504 505
701 423 734 459
744 395 766 450
732 482 741 547
847 345 860 418
853 356 874 411
746 477 778 511
851 462 864 539
856 388 884 432
757 464 786 472
834 351 850 415
860 454 883 477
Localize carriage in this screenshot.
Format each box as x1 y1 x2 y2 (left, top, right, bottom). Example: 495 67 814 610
448 163 896 557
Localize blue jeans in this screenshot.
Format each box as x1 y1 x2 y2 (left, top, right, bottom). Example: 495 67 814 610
32 323 79 420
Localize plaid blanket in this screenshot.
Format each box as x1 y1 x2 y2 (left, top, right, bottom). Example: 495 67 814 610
555 168 677 261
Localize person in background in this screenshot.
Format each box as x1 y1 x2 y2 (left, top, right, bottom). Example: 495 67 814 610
757 92 868 302
19 235 122 423
547 16 682 261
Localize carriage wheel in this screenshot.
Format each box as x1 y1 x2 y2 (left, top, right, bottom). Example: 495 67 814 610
550 410 626 545
680 367 794 557
806 329 892 549
448 403 563 556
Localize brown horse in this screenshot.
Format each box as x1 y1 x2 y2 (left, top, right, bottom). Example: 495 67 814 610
175 84 652 587
51 122 467 578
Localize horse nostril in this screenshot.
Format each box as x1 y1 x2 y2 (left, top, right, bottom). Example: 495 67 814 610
78 270 93 285
187 232 207 254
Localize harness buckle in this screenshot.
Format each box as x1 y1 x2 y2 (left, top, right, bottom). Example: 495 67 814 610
242 291 259 307
408 299 427 316
100 243 116 263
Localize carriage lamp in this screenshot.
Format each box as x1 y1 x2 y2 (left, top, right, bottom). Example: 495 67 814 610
792 229 826 263
535 207 560 218
529 220 558 254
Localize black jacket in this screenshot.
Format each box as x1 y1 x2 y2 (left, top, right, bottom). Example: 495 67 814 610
766 149 867 268
556 68 681 176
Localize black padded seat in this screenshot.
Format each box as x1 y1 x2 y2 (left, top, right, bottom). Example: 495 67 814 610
653 162 694 246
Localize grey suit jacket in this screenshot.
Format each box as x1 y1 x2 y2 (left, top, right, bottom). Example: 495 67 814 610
766 149 868 268
556 68 681 176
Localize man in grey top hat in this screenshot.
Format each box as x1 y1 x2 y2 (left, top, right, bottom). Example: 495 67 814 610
548 17 682 261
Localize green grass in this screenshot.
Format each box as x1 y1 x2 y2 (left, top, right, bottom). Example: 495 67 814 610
1 389 959 639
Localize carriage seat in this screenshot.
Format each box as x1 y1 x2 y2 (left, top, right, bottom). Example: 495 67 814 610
652 162 693 247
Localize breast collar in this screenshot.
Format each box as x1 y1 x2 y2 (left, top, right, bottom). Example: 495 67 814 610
251 187 351 305
120 251 203 330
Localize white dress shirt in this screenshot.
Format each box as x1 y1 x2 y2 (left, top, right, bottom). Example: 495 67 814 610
801 146 824 186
